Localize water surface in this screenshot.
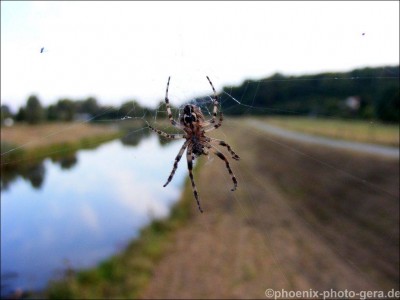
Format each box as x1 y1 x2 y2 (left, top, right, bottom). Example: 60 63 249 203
1 134 187 296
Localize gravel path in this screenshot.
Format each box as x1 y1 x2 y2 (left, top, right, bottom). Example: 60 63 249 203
247 119 399 159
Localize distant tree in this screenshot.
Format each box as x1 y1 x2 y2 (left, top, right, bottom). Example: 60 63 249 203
15 107 27 122
375 86 400 122
26 95 45 124
92 105 119 121
1 105 13 124
119 100 144 118
154 100 179 119
56 99 76 121
46 104 58 121
80 97 99 117
153 100 167 119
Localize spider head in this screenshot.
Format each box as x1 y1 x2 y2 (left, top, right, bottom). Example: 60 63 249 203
182 104 201 126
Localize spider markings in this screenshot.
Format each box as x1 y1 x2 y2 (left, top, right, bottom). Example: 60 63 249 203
206 76 219 124
148 76 240 213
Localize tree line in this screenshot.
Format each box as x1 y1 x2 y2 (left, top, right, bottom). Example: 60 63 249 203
1 65 399 125
0 97 158 125
214 65 399 122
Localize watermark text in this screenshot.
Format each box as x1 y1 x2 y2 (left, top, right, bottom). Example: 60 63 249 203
265 288 400 299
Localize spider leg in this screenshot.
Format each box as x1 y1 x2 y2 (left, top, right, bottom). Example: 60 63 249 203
187 147 203 213
206 76 219 124
209 138 240 160
211 148 238 191
165 77 182 129
204 112 223 132
148 124 185 139
164 140 189 187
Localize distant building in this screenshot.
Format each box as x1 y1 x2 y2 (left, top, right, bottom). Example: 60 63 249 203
345 96 361 111
3 117 14 127
74 113 91 122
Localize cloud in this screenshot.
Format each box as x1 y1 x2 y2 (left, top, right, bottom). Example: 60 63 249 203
80 203 101 232
110 169 179 220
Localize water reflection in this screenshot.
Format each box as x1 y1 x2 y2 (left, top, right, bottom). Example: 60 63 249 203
120 127 150 147
120 128 175 148
51 154 78 170
1 132 187 297
1 162 46 191
0 129 175 191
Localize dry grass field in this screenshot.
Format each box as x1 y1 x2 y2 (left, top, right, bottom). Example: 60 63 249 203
1 122 120 150
262 116 399 147
1 122 123 171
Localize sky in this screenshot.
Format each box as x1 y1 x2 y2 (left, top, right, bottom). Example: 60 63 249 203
1 1 399 112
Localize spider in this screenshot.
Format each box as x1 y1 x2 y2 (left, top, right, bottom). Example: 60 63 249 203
148 76 240 213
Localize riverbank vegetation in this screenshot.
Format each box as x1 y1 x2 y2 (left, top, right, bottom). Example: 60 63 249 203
1 123 124 170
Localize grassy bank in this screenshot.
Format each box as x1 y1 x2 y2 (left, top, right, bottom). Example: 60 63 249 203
261 116 399 147
1 122 124 170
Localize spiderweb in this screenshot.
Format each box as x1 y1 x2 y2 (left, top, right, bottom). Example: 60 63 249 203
1 1 399 298
139 71 399 297
1 69 399 298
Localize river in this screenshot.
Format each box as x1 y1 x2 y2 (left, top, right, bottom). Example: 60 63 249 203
1 133 188 297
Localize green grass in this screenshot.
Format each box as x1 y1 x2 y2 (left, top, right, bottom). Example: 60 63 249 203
260 116 399 147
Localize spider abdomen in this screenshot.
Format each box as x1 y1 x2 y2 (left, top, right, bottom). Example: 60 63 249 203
192 144 204 156
191 136 205 156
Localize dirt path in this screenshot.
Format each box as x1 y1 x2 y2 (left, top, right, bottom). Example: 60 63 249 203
140 120 399 298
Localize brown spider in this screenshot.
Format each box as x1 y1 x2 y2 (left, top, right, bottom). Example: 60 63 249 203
148 76 240 213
